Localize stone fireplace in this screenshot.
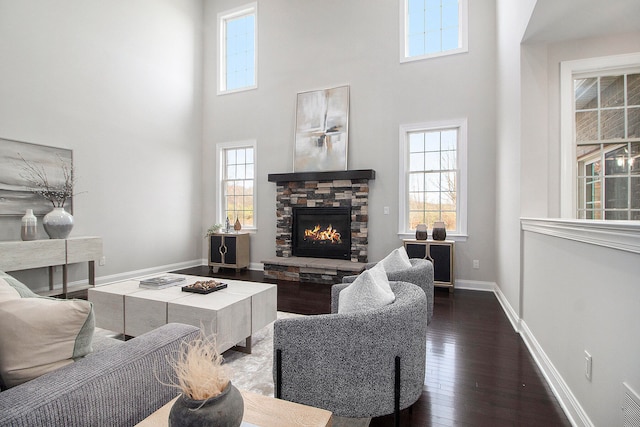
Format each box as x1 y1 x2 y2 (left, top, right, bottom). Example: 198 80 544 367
263 169 375 284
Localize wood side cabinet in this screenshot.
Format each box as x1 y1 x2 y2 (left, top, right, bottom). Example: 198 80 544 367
403 239 455 292
209 233 250 272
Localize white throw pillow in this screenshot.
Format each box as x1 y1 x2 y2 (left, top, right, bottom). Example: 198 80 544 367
338 263 395 314
0 278 22 303
380 247 412 273
0 297 94 388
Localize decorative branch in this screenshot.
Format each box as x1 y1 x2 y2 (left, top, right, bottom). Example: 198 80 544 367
18 153 76 208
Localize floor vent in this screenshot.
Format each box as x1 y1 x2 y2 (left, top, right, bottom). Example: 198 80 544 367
623 382 640 427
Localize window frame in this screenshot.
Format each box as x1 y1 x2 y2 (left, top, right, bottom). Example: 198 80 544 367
215 140 257 231
398 118 468 240
217 2 258 95
399 0 468 64
560 52 640 219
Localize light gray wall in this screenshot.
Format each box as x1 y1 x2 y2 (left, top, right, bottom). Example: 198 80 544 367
0 0 203 290
495 0 537 317
497 0 640 424
520 33 640 426
522 232 640 426
202 0 498 283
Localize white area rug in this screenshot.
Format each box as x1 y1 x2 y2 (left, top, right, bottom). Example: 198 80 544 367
223 312 371 427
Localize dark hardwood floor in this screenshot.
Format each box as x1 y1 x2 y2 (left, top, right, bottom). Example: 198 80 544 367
172 266 571 427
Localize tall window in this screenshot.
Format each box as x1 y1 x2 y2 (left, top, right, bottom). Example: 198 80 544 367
400 0 468 63
399 119 467 237
218 3 257 94
574 72 640 220
217 141 256 229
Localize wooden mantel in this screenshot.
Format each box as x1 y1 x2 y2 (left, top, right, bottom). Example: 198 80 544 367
267 169 375 183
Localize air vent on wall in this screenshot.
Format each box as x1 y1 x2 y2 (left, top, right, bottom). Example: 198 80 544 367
623 382 640 427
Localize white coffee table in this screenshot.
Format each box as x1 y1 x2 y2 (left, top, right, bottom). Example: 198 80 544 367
88 275 277 353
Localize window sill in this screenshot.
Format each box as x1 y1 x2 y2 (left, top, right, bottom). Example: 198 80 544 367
520 218 640 254
398 232 468 243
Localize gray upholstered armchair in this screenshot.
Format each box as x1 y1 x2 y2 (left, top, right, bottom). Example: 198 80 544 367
273 281 427 424
343 258 434 324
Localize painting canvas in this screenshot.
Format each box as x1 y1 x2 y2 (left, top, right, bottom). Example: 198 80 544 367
0 138 73 216
294 85 349 172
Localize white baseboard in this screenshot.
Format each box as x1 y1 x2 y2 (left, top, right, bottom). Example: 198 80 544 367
493 284 590 427
93 259 203 286
492 284 521 333
519 321 592 427
454 279 496 292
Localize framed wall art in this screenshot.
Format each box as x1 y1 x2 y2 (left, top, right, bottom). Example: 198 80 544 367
0 138 73 216
294 85 349 172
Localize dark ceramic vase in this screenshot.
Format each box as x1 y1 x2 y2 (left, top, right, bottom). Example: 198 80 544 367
432 221 447 241
415 223 428 240
169 382 244 427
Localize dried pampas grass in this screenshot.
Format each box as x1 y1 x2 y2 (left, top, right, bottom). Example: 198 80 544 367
167 332 231 401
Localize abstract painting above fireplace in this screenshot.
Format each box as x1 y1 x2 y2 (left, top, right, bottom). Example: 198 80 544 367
292 207 351 260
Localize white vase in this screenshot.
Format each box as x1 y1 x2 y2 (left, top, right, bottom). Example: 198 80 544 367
43 207 74 239
21 209 38 241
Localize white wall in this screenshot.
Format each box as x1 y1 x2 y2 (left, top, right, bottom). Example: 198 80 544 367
497 0 640 424
522 230 640 426
202 0 498 284
0 0 203 290
495 0 537 319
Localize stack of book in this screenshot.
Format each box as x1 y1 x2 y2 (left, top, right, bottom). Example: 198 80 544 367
139 275 186 289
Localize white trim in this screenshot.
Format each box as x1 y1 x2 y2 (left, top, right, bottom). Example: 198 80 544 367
398 118 468 236
454 279 495 292
492 284 521 333
559 52 640 218
215 140 258 231
520 320 594 427
477 283 592 426
398 232 468 242
521 217 640 254
217 2 258 95
399 0 469 64
93 259 203 286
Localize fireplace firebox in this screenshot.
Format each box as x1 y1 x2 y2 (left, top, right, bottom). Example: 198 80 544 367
292 207 351 260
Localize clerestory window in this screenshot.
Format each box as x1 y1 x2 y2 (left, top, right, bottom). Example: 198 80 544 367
400 0 468 63
218 3 257 94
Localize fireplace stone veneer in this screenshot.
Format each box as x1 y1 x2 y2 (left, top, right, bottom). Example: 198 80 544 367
265 170 375 283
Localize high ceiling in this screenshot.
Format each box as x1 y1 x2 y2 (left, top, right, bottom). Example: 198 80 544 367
523 0 640 43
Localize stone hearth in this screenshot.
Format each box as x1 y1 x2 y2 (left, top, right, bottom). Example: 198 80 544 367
264 170 375 284
262 256 365 284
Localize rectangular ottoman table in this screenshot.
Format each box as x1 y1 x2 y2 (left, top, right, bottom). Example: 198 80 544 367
88 274 277 353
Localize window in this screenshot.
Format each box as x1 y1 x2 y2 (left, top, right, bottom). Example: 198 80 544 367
218 3 257 94
560 54 640 220
400 0 468 63
399 119 467 238
216 141 256 229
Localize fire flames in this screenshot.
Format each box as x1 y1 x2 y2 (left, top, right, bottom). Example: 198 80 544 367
304 224 342 243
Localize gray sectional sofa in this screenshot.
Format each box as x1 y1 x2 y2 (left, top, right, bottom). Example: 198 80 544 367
0 323 199 427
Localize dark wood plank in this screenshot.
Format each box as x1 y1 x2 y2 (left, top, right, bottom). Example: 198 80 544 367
170 267 572 427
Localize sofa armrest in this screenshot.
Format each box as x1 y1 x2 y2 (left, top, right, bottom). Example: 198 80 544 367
0 323 200 427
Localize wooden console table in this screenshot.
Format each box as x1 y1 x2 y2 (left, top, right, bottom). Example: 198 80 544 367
136 389 332 427
0 236 103 297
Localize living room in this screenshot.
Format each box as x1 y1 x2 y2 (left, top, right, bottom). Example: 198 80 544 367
1 0 639 426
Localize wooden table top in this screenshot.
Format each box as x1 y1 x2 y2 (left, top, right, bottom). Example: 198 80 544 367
136 389 332 427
